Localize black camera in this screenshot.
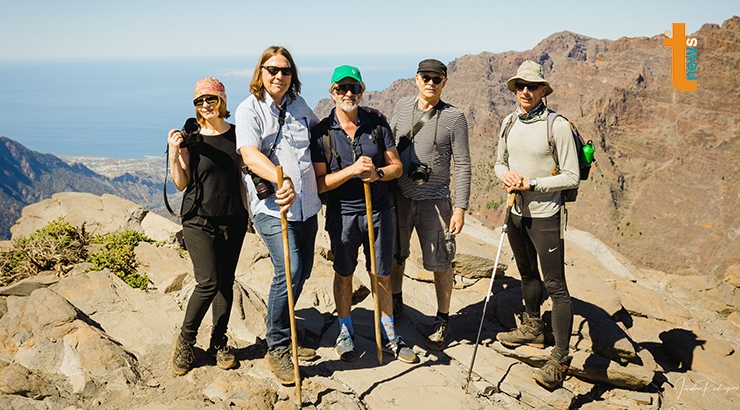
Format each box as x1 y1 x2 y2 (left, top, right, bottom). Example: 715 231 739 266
408 162 431 185
180 118 202 148
241 165 275 200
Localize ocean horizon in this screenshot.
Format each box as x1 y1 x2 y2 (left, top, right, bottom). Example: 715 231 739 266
0 53 461 159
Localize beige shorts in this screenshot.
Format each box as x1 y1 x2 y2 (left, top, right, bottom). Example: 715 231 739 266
392 193 456 272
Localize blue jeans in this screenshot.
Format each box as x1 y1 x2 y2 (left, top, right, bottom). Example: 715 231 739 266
252 212 318 352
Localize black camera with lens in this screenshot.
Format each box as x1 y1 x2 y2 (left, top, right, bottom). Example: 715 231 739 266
241 165 275 200
180 117 203 148
408 162 431 185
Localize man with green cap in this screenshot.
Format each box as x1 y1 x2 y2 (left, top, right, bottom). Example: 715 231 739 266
310 65 418 364
494 60 579 389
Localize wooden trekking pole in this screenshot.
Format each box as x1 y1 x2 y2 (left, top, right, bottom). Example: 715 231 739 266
364 182 383 365
465 192 517 392
277 166 301 403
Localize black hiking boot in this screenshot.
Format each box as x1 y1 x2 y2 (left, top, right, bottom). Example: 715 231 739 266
533 347 572 389
171 335 194 376
496 312 545 348
424 317 449 351
208 335 236 370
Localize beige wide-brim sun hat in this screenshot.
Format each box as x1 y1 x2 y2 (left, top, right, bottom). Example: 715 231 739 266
506 60 553 97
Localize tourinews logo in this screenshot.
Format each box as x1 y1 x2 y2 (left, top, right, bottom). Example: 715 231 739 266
663 23 698 91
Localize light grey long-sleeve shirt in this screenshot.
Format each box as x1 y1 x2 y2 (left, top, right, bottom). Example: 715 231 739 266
494 112 580 218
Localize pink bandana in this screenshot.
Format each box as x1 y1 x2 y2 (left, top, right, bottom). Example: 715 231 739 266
193 77 227 104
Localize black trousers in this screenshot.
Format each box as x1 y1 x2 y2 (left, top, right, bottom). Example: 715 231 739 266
507 211 573 352
180 213 247 345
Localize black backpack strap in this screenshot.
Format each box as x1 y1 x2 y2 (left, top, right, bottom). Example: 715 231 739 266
319 118 341 170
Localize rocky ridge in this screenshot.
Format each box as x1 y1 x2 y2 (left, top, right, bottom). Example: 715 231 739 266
1 192 738 409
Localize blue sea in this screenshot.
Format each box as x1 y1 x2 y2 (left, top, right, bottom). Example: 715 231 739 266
0 53 459 159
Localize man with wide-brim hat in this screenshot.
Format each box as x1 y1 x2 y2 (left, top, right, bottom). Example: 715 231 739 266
494 59 580 389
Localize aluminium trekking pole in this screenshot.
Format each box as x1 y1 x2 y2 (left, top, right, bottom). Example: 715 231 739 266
364 182 383 365
464 192 517 392
276 166 301 404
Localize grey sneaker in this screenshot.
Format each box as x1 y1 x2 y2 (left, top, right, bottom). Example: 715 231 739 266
533 350 572 389
424 317 449 351
334 333 356 362
383 335 418 364
208 335 236 370
496 312 545 348
171 335 194 376
267 348 295 385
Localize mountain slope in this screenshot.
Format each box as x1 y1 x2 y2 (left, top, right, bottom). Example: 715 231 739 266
0 136 165 239
347 16 740 277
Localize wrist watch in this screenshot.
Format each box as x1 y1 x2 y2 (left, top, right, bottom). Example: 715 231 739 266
528 178 537 191
376 168 385 181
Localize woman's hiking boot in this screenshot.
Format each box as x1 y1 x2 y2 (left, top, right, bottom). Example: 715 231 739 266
533 347 572 389
208 335 236 370
496 312 545 348
171 335 194 376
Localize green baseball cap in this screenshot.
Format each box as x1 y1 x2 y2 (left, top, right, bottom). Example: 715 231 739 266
331 65 362 83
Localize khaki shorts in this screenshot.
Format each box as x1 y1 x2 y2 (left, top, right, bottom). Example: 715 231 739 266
392 193 456 272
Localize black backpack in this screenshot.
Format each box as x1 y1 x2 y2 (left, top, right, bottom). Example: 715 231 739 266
501 109 594 202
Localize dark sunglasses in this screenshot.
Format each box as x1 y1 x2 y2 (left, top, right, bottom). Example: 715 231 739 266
335 83 363 94
515 82 543 91
261 66 292 76
193 95 219 107
421 75 444 85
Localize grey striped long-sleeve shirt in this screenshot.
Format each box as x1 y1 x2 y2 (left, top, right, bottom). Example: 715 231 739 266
390 96 471 209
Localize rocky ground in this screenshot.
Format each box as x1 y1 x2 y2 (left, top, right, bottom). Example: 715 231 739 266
1 193 739 409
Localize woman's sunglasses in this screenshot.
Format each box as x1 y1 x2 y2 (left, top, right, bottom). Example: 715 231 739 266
193 95 219 107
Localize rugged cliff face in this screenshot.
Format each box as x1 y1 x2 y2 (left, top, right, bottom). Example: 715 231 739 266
347 16 740 278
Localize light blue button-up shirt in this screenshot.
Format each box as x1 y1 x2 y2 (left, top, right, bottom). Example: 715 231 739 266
235 93 321 222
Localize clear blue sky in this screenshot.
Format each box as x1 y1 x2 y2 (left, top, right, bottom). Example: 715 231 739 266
1 0 736 60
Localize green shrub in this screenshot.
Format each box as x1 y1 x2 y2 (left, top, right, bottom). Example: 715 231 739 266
87 230 153 289
0 218 154 290
0 218 87 286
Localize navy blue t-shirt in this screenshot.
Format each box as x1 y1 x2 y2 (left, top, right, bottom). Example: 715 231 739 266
310 108 396 215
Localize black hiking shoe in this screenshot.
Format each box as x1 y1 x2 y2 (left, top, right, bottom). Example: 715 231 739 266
171 335 194 376
208 335 236 370
267 348 295 385
496 312 545 348
533 348 572 389
424 317 449 351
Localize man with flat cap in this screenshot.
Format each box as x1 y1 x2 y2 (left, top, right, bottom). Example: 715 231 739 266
494 60 579 389
310 65 418 364
389 59 471 352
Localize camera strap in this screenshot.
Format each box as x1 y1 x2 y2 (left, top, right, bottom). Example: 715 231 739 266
394 99 444 147
265 104 287 161
163 145 187 218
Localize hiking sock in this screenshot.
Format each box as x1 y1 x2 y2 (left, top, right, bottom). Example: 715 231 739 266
381 315 396 341
338 316 354 337
436 311 449 322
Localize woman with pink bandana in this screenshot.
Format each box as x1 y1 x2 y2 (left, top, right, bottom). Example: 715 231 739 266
167 78 248 376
